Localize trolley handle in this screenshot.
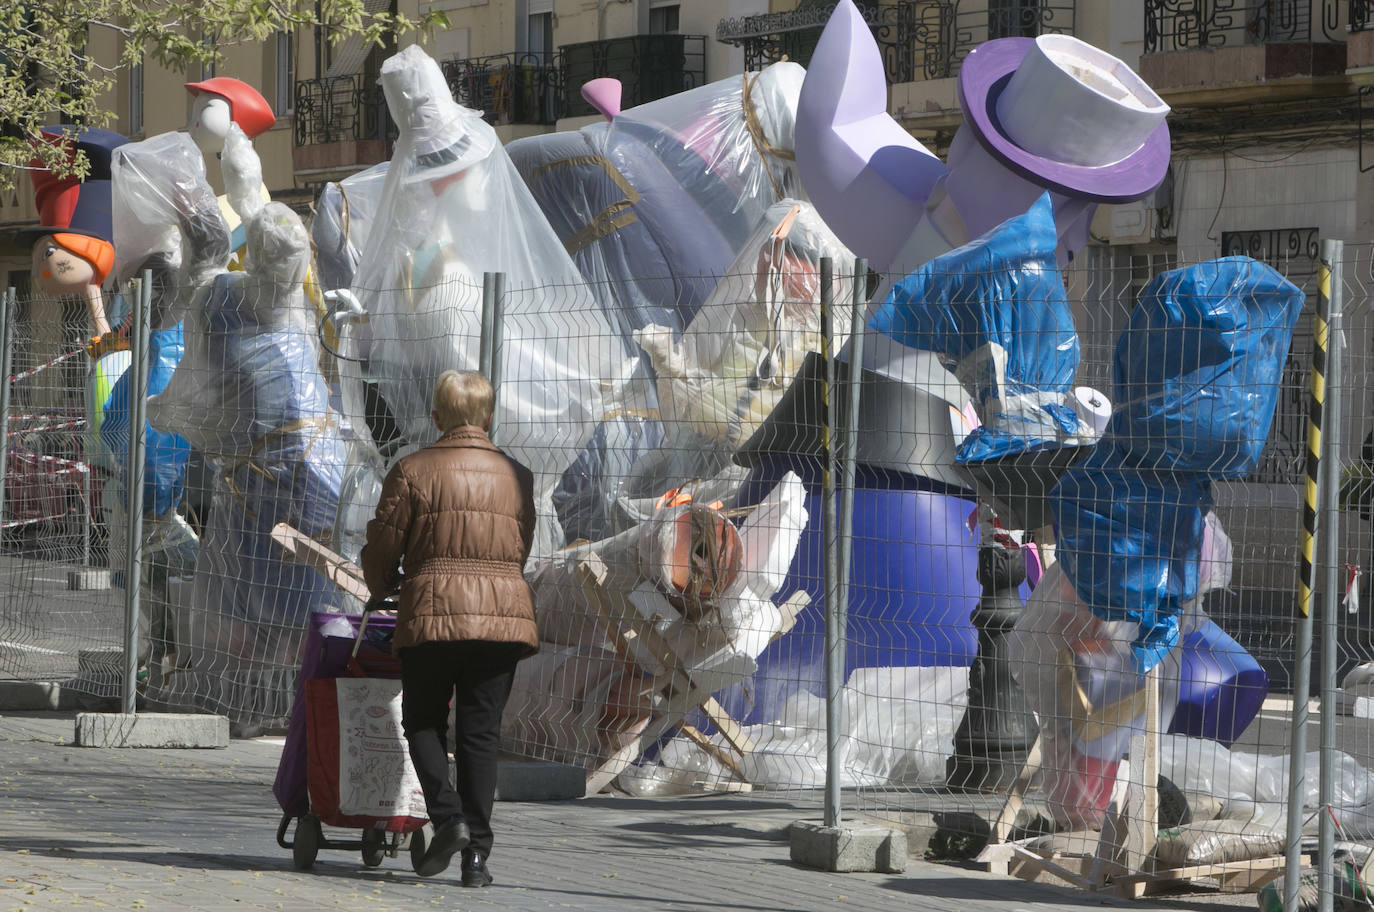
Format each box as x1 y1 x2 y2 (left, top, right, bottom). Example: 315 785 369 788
353 594 398 660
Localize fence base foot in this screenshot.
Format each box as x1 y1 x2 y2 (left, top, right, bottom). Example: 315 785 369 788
789 821 907 873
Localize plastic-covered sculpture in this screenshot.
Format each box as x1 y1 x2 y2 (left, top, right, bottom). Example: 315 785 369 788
509 473 809 776
347 45 634 555
120 128 347 725
869 193 1095 462
185 77 277 267
508 61 805 347
553 199 855 543
1051 257 1303 673
1007 514 1257 827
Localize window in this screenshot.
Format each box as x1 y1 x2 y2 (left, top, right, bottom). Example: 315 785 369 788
129 62 144 135
529 12 553 62
989 0 1039 40
649 4 679 35
275 32 294 114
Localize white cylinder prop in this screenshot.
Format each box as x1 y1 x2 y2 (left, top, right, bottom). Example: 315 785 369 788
1071 386 1112 436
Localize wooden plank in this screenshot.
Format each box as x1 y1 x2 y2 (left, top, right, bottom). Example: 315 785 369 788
270 522 371 601
678 723 745 779
989 734 1043 847
1004 845 1095 891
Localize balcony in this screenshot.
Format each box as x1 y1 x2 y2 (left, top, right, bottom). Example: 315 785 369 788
441 53 564 126
292 74 396 174
559 34 707 118
715 1 1076 85
1140 0 1350 96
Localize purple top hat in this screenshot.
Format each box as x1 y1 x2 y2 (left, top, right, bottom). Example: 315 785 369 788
958 36 1171 204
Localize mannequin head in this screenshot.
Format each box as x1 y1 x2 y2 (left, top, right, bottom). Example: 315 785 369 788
184 77 275 157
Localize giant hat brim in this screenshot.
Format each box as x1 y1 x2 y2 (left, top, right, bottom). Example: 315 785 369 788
958 37 1171 204
11 225 108 250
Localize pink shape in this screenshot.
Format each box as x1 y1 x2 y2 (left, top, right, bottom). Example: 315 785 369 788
581 78 623 121
794 0 945 272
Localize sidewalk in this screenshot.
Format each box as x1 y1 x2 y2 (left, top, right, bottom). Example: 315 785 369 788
0 711 1256 912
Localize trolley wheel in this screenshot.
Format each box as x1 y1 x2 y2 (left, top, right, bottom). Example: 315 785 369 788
409 824 430 874
361 828 386 867
293 814 322 870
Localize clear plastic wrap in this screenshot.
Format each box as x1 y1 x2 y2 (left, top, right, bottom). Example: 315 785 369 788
135 136 351 718
869 193 1092 462
347 46 635 557
507 61 805 343
635 199 853 453
309 161 389 294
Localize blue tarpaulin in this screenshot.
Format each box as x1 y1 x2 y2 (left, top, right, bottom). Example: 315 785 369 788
1052 256 1302 672
869 192 1083 462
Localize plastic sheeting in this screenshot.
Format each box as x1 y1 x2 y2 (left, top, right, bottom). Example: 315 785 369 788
618 665 968 795
1050 257 1302 671
347 46 635 557
508 61 805 345
869 192 1090 462
310 162 389 294
99 323 192 517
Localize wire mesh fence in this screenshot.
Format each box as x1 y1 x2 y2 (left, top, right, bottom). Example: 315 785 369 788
1 223 1372 902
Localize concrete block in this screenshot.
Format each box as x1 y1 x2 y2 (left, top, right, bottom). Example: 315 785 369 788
0 680 77 711
494 761 585 801
789 821 907 874
74 712 229 749
67 569 111 591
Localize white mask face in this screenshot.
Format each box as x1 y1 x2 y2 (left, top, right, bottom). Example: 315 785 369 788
189 95 233 156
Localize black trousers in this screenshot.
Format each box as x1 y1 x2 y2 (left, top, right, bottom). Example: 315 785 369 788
399 640 522 855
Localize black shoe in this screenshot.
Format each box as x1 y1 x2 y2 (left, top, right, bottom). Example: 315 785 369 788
417 817 470 877
461 849 493 888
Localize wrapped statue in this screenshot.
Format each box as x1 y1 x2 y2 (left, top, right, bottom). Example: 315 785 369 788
347 45 634 557
118 127 349 727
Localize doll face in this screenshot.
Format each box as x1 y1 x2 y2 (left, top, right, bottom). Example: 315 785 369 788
189 94 233 156
31 236 96 296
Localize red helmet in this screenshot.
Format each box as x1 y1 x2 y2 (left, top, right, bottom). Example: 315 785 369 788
185 77 276 138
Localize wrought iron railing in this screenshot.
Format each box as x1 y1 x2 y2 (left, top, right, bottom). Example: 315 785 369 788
293 74 395 147
1144 0 1350 53
559 34 707 118
441 53 564 126
716 1 1075 84
1220 227 1322 485
1353 0 1374 31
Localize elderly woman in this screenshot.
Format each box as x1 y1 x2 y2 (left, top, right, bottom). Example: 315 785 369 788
361 370 538 887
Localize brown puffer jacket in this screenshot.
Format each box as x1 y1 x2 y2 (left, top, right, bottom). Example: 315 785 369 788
360 426 539 655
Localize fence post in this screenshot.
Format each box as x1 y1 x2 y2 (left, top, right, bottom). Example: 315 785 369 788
0 288 13 539
122 271 152 715
819 257 843 828
480 271 506 444
1318 241 1345 912
826 258 867 825
1286 239 1340 910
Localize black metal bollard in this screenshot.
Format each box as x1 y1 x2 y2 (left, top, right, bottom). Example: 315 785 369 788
944 541 1038 793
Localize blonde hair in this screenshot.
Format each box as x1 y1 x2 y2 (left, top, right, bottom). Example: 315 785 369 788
433 370 494 432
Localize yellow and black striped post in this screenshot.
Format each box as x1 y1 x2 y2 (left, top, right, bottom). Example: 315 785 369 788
1298 259 1333 619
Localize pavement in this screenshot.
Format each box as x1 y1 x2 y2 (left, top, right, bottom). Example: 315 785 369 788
0 711 1268 912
